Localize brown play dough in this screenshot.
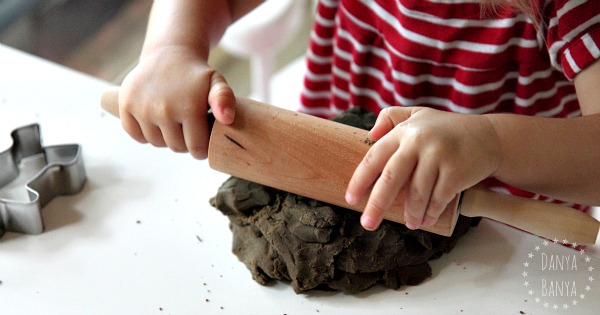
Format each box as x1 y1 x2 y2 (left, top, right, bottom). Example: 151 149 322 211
210 107 479 294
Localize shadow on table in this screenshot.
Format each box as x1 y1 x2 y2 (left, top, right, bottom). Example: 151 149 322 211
301 219 516 301
0 163 149 246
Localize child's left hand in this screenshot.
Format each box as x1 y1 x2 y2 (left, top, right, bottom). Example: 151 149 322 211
345 107 502 231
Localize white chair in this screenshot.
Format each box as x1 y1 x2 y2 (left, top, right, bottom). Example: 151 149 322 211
219 0 309 108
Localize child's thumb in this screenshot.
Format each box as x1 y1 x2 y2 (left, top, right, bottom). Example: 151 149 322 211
208 71 236 124
369 107 415 141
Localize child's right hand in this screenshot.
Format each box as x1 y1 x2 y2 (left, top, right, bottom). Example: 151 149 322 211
118 45 236 160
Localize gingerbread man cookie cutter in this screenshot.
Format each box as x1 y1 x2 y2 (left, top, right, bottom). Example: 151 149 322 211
0 124 86 238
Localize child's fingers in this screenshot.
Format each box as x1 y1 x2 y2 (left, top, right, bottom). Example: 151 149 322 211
421 173 460 227
160 122 187 153
183 112 211 160
403 155 439 230
347 109 412 204
121 111 147 144
368 108 395 141
360 148 417 231
369 107 414 141
139 123 166 148
345 136 398 206
208 71 236 125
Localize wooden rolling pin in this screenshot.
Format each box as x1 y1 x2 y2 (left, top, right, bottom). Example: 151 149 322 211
101 90 600 244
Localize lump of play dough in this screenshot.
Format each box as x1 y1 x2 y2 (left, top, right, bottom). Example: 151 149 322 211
209 107 479 294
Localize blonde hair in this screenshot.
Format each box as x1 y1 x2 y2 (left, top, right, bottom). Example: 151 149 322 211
483 0 540 27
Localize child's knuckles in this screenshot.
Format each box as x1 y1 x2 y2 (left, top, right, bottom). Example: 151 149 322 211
406 186 429 209
361 150 379 170
365 199 388 218
379 168 397 186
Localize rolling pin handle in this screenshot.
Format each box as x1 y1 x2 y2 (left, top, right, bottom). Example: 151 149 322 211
101 88 120 117
460 185 600 245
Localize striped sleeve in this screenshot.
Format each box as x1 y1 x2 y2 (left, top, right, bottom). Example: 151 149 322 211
544 0 600 79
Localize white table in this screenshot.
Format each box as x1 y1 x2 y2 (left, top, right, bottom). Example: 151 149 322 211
0 44 599 314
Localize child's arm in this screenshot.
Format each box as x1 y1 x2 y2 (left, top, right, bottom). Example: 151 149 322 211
346 60 600 231
484 60 600 203
118 0 264 159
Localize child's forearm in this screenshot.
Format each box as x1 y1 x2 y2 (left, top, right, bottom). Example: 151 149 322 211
486 112 600 205
141 0 264 60
489 60 600 205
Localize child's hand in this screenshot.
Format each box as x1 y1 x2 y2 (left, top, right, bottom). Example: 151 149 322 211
345 107 502 231
118 45 236 159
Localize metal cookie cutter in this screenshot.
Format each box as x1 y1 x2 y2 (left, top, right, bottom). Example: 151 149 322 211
0 124 86 237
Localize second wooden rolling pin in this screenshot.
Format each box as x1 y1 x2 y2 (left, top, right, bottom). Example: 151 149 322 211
101 90 600 244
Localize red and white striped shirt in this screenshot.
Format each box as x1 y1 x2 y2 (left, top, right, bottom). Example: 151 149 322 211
301 0 600 210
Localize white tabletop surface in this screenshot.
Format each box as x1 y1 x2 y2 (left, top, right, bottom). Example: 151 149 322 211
0 44 599 315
